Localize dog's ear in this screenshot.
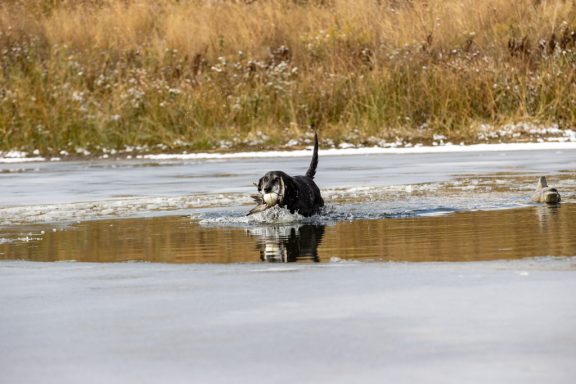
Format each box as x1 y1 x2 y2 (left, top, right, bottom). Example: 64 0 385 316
279 175 293 202
278 176 285 202
256 177 263 191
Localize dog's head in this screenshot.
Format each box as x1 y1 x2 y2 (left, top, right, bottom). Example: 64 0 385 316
256 171 289 201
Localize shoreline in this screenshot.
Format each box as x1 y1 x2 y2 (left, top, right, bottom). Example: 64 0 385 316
2 139 576 164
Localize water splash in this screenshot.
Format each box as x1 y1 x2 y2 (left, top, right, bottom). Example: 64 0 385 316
1 172 573 226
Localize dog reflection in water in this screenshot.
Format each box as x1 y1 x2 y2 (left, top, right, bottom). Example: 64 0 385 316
247 224 325 263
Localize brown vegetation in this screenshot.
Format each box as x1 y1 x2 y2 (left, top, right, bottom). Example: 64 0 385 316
1 0 575 154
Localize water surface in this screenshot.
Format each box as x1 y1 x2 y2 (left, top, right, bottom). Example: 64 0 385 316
1 148 575 263
1 204 574 263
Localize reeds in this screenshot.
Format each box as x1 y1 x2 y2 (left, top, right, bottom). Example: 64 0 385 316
1 0 575 154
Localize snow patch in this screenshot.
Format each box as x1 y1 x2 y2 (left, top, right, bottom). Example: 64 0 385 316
139 142 576 161
0 151 45 163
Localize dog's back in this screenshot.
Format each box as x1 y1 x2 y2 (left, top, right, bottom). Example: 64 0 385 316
288 175 324 216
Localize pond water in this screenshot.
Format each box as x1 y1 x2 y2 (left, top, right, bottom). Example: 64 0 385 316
1 147 575 263
2 147 576 384
1 204 575 263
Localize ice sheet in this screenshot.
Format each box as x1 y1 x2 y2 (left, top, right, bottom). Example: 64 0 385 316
1 259 575 384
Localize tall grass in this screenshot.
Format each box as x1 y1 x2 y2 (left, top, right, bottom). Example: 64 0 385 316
1 0 575 154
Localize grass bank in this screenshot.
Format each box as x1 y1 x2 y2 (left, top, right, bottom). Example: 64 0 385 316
1 0 575 155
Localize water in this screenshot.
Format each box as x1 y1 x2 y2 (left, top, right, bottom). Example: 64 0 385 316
2 148 576 384
1 204 575 263
1 148 574 208
1 148 575 263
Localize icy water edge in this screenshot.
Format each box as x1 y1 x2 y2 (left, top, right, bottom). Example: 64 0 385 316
1 147 576 264
2 147 576 384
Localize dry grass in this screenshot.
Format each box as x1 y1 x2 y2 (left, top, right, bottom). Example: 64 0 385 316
1 0 575 154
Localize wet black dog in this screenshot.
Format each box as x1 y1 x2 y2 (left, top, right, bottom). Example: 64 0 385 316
248 131 324 217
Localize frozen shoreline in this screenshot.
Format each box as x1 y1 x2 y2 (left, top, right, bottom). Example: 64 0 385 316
1 258 575 384
3 141 576 163
141 141 576 161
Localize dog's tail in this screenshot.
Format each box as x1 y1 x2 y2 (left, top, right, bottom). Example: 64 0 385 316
306 129 319 179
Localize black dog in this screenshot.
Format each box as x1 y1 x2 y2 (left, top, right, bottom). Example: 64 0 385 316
248 131 324 217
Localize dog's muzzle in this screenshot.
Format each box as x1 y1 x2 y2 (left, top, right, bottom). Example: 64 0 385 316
261 177 284 206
